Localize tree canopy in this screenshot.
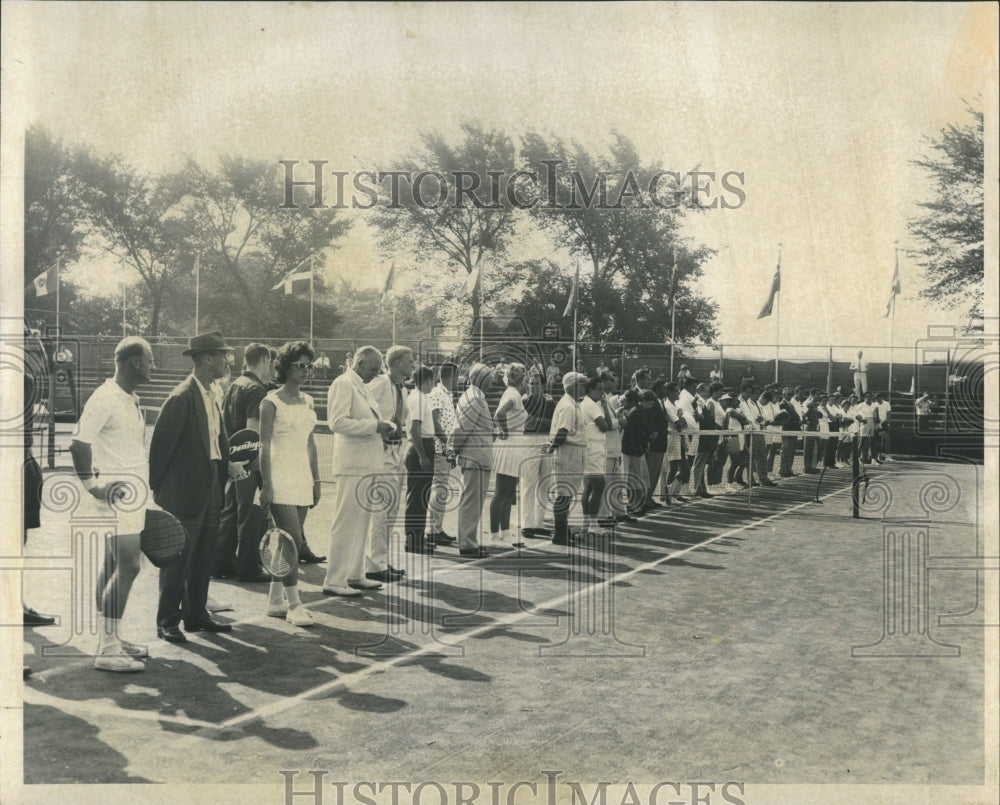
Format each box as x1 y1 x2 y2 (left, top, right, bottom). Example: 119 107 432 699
908 103 984 319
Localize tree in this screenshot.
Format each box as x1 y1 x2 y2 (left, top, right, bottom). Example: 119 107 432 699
75 152 187 335
908 103 984 319
519 132 718 344
23 126 88 304
166 156 351 332
370 121 520 326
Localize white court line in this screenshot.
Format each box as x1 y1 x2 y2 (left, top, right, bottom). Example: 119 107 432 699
215 483 854 731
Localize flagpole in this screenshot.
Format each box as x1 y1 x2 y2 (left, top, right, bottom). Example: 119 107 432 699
670 249 676 378
888 242 897 394
55 256 61 343
309 255 315 343
479 258 485 361
774 243 782 384
573 259 579 369
194 253 200 336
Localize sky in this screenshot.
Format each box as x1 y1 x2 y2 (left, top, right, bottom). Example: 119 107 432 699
2 2 996 364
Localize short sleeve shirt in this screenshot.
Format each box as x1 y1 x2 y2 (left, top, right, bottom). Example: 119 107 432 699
580 396 607 453
550 394 585 446
222 371 267 434
406 389 436 441
74 378 147 474
429 382 457 455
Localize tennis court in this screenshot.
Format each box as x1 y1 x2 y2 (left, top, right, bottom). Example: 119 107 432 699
14 454 992 803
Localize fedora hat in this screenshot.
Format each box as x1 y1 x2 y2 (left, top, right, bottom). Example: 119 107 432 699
182 331 233 356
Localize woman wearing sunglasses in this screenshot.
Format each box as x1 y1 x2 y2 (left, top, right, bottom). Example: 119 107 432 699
259 341 320 627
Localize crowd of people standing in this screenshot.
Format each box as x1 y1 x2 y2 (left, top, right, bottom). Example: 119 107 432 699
26 332 893 673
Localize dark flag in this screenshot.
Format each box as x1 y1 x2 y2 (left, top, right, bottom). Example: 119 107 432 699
757 264 780 319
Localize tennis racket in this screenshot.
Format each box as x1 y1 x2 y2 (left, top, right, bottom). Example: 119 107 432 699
140 508 186 567
258 505 298 578
228 428 261 472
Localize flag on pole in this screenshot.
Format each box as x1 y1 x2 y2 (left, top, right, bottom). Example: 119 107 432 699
883 252 901 317
376 262 396 313
270 258 313 294
461 265 481 299
26 263 58 297
563 262 580 318
757 263 780 319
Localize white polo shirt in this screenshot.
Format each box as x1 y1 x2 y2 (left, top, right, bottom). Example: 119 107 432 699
74 378 147 476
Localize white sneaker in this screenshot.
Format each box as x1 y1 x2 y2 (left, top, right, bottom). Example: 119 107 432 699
207 596 234 613
286 605 314 627
94 650 145 673
119 640 149 658
265 604 287 618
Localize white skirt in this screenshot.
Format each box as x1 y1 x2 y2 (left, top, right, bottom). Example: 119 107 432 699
493 432 531 478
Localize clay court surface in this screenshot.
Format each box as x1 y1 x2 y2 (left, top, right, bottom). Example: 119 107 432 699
10 458 996 803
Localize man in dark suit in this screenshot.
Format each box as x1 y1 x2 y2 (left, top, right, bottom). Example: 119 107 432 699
150 332 248 643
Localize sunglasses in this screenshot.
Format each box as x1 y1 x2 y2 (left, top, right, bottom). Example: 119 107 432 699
292 361 313 370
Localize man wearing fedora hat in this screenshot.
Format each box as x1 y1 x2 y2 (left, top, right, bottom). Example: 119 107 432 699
149 332 249 643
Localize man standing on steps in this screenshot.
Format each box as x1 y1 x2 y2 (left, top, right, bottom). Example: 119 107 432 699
150 332 249 644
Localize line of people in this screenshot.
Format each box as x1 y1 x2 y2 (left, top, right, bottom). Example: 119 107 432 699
50 332 892 672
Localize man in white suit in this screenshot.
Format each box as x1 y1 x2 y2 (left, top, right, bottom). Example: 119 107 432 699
322 347 397 597
365 345 415 582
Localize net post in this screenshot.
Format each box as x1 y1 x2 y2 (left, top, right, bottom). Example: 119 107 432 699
851 433 862 518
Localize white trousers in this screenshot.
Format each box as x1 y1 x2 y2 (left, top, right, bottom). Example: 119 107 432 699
324 474 377 588
365 445 405 573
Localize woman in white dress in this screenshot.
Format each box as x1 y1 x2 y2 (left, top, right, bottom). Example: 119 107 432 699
259 341 320 627
489 363 529 549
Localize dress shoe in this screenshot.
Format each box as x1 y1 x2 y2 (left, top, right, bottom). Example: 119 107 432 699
433 531 457 545
760 480 777 487
348 579 383 590
778 471 795 477
459 547 488 557
299 550 326 564
235 571 271 583
616 514 638 523
696 490 714 499
23 608 56 627
387 564 406 576
366 569 402 583
804 468 821 474
210 568 235 579
521 528 547 539
323 585 363 597
157 625 187 644
184 618 232 633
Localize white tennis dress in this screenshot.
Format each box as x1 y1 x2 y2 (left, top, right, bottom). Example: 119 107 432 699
265 389 317 507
